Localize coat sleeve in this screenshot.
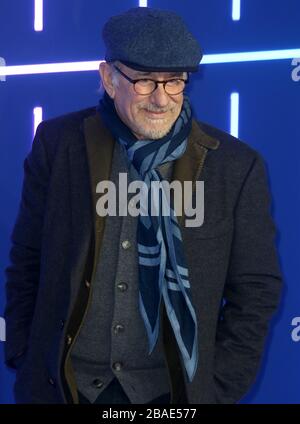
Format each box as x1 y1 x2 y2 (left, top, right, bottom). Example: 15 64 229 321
3 122 50 369
213 152 283 403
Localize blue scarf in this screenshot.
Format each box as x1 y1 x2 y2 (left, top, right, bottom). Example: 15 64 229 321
97 91 198 382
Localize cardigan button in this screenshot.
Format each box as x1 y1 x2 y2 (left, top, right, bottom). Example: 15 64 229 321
48 377 56 386
113 324 125 334
117 282 128 292
66 334 72 345
92 379 104 389
85 279 91 288
112 362 123 371
121 240 131 250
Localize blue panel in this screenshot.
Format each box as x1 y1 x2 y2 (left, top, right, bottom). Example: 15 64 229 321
150 0 300 51
0 0 136 64
0 0 299 405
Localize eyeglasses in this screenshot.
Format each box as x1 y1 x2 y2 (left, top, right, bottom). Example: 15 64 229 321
112 65 189 96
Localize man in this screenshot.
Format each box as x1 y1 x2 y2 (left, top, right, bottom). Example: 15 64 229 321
4 7 283 404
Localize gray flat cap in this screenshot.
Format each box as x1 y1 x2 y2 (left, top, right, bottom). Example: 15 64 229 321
102 7 203 72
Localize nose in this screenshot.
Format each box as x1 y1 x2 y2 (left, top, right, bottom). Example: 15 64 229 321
149 82 170 109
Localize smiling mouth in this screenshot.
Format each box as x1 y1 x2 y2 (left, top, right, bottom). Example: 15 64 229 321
144 110 168 119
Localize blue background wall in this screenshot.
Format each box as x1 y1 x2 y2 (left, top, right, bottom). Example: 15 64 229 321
0 0 299 403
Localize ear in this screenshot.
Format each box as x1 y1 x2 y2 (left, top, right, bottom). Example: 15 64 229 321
99 62 116 99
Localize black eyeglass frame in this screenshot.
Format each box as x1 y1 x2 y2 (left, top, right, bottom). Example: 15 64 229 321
112 64 189 95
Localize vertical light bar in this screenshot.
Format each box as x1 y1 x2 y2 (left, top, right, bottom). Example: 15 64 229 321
34 0 43 31
33 107 43 137
139 0 148 7
232 0 241 21
230 93 239 138
0 56 6 81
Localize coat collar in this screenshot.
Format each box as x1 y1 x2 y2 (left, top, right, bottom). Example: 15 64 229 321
171 118 219 226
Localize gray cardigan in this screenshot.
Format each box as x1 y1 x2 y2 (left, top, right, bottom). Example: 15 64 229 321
70 140 174 404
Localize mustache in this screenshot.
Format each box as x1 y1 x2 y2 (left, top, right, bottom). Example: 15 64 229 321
139 105 173 113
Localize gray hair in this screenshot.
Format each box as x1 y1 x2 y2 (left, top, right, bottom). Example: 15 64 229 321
96 60 120 95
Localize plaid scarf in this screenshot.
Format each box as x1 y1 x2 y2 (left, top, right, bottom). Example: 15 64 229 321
97 91 198 382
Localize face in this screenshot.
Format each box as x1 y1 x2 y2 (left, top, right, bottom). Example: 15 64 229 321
99 61 186 140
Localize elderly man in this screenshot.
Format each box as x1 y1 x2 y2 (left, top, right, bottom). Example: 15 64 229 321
4 7 283 404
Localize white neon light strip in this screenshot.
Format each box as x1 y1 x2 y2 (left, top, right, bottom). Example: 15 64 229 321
230 93 239 138
1 50 300 77
232 0 241 21
34 0 43 31
139 0 148 6
202 49 300 64
33 107 43 137
0 60 102 76
0 56 6 81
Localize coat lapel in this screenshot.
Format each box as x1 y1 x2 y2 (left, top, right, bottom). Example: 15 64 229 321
172 119 220 227
162 119 220 402
83 110 115 278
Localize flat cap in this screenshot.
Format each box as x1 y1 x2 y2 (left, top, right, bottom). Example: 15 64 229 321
102 7 203 73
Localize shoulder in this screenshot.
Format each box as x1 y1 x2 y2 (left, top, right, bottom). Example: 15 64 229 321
34 105 97 161
193 119 270 193
195 118 266 172
37 105 97 138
